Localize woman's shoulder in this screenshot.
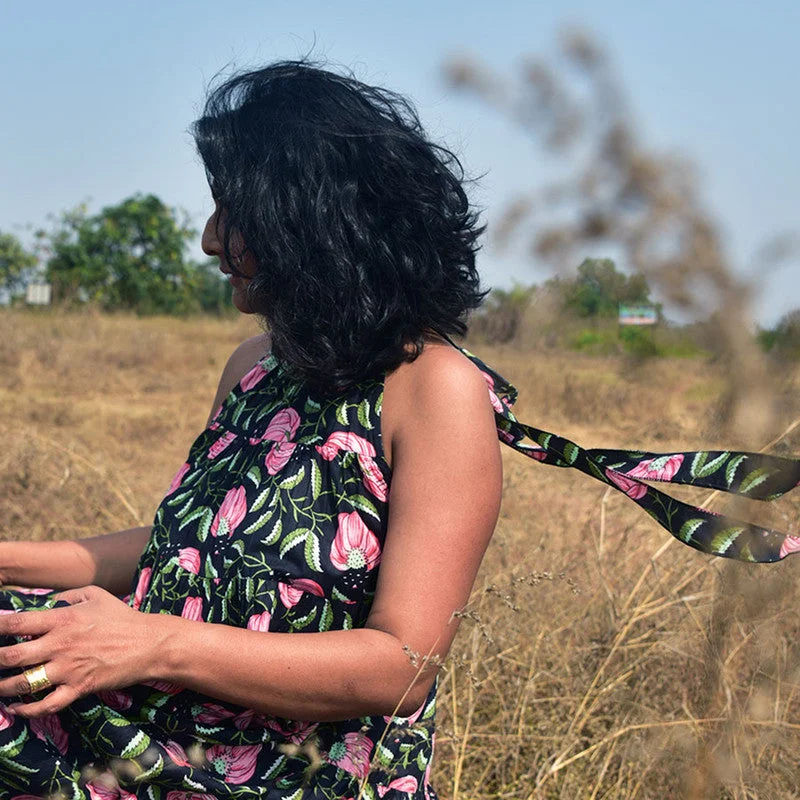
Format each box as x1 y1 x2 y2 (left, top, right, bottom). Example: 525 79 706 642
381 339 497 467
206 333 272 425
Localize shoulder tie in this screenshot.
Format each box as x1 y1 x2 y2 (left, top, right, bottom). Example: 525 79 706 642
450 338 800 563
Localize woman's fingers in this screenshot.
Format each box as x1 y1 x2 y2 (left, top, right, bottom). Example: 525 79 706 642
0 663 56 698
0 637 50 673
0 607 64 639
8 684 78 718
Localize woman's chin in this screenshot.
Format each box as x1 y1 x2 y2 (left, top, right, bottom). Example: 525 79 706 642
232 288 256 314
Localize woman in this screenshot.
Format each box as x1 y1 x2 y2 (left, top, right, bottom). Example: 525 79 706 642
0 61 504 799
1 60 799 800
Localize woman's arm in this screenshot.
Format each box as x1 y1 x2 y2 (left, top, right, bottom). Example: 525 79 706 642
0 335 271 595
0 528 152 595
0 345 502 721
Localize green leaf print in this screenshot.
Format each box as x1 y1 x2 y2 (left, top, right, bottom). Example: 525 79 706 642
537 432 552 448
691 451 730 479
262 518 283 547
709 526 746 555
135 754 164 782
178 505 208 531
246 465 262 485
250 486 273 513
304 397 321 414
174 496 195 520
166 489 192 507
357 398 374 430
349 494 380 521
304 533 322 572
319 600 334 632
279 527 310 558
375 390 383 415
243 509 274 536
739 467 774 495
377 742 394 765
336 401 349 425
678 518 705 543
197 507 214 542
120 730 151 759
563 442 579 464
291 607 318 628
725 454 747 487
278 466 306 490
310 459 322 500
0 729 29 759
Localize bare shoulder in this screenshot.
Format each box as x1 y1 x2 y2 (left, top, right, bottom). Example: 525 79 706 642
382 341 495 467
206 333 271 425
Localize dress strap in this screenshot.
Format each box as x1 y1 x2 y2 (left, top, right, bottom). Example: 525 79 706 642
445 336 800 563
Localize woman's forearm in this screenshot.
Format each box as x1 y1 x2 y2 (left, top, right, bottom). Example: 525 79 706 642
0 527 152 594
147 614 436 722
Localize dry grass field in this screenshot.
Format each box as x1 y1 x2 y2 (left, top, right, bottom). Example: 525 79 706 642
3 310 800 799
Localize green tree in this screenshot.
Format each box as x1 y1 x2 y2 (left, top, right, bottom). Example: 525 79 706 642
551 257 655 318
0 231 37 296
46 194 202 314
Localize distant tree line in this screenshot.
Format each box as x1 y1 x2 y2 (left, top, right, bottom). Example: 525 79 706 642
0 194 230 315
1 194 797 359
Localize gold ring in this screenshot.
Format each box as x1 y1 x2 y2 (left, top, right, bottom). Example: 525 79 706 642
22 664 52 693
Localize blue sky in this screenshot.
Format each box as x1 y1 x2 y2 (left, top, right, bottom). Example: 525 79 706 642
1 0 798 324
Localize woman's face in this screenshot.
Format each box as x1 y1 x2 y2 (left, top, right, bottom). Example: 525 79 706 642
201 201 257 315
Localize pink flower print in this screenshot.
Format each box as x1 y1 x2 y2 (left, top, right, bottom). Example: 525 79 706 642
193 703 237 725
87 783 137 800
262 717 318 744
210 485 248 537
209 403 223 431
0 703 14 731
142 679 183 694
97 689 132 710
315 431 376 461
358 455 388 501
177 547 201 574
605 468 648 500
204 743 261 784
166 794 218 800
278 578 325 609
132 566 152 611
481 370 504 414
246 611 272 632
239 363 268 392
779 535 800 559
326 731 373 778
331 512 381 572
166 793 218 800
11 587 52 595
265 441 297 475
165 463 191 496
378 776 419 797
30 713 68 755
162 740 191 767
625 454 685 482
517 441 547 461
207 430 237 460
181 596 203 621
261 407 301 443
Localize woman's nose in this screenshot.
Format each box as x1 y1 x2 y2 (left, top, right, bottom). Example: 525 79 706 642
201 210 221 256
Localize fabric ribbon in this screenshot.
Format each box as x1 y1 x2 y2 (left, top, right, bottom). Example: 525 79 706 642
458 340 800 563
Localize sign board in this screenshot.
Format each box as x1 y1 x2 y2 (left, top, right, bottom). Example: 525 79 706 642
26 283 52 306
618 304 657 326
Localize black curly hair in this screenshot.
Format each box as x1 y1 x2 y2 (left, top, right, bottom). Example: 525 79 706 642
193 59 487 395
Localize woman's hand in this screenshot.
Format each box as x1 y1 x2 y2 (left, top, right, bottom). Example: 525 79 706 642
0 585 160 718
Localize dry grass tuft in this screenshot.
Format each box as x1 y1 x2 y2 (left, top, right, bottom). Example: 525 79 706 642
3 310 800 798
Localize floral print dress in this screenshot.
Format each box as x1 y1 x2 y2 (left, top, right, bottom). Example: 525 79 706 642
3 341 800 800
1 346 507 800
